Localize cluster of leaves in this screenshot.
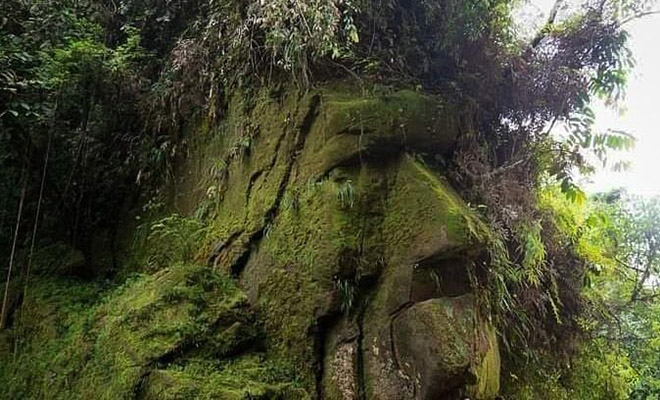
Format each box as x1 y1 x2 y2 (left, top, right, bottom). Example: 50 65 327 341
586 193 660 398
0 0 163 274
501 187 660 398
440 0 660 363
136 213 209 271
503 338 637 399
134 0 516 134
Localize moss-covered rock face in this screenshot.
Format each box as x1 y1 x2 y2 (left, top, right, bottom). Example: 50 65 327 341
170 85 499 398
1 85 500 399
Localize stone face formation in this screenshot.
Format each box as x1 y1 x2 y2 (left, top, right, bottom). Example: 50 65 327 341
175 86 501 399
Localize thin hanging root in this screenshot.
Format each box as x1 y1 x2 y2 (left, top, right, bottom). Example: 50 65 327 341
22 131 52 312
0 171 27 330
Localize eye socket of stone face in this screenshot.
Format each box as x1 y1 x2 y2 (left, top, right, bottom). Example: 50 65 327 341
306 90 459 176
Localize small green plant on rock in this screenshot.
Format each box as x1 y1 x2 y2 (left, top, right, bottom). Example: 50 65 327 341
335 277 357 314
146 214 208 268
336 180 355 209
282 191 300 212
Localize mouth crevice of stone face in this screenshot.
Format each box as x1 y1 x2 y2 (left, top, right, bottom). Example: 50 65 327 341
410 256 471 303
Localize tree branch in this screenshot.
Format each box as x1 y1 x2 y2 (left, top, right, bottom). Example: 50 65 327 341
614 257 644 273
619 10 660 27
630 243 658 302
531 0 565 48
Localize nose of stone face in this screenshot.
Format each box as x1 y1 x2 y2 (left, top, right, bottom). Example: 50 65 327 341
317 153 499 399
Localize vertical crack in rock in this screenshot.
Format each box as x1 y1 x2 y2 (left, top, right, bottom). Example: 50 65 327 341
133 368 152 399
351 167 391 400
224 94 321 277
314 315 336 400
260 93 320 228
243 121 288 206
356 305 368 400
389 300 415 370
244 169 264 204
208 230 243 267
388 271 416 371
263 124 288 180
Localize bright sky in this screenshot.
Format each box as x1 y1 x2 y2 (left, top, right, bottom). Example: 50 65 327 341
520 1 660 196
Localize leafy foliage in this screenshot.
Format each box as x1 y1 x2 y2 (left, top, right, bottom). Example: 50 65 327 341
143 214 208 268
0 0 161 275
503 338 637 399
503 188 660 398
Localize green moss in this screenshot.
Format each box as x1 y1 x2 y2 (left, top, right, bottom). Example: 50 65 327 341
240 176 362 386
0 277 104 399
142 356 310 400
0 264 303 399
200 89 317 269
360 157 493 399
467 323 501 399
296 88 459 179
25 243 87 275
383 156 487 262
320 89 455 145
68 264 249 398
396 297 475 371
391 296 500 399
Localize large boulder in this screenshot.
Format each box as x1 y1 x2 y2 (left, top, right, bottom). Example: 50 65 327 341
394 295 500 399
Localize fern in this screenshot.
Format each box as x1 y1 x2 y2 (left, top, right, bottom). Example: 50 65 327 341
146 214 208 267
336 180 355 209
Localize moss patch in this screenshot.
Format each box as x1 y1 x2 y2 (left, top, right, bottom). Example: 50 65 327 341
383 155 487 262
467 323 501 399
142 356 310 400
0 264 304 399
240 176 360 386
